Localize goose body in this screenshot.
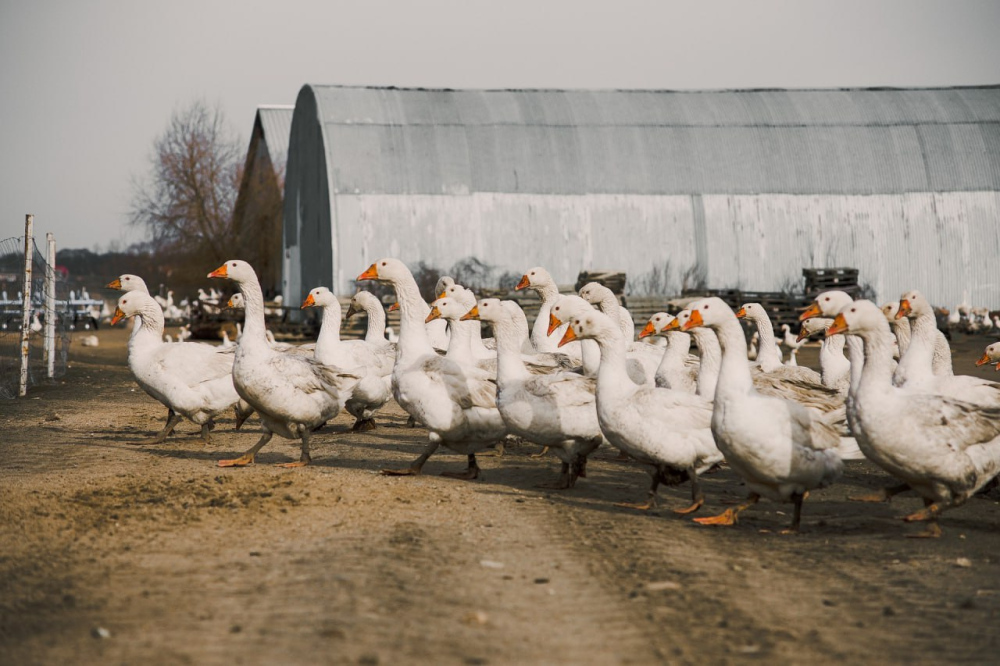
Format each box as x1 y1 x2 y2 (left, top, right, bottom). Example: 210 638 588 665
563 310 721 512
466 298 604 488
832 300 1000 536
359 258 506 478
684 298 844 531
208 261 359 467
303 287 392 430
112 292 252 444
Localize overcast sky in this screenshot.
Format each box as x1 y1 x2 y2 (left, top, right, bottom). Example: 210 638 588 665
1 0 998 251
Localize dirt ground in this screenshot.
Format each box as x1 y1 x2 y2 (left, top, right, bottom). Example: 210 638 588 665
2 326 999 665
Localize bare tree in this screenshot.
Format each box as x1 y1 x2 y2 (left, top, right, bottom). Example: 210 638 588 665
129 100 243 264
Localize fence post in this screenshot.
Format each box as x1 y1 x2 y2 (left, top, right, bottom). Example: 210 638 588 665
18 214 34 397
45 232 56 378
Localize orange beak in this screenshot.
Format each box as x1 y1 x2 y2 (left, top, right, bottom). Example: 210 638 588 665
301 294 316 309
976 352 992 367
106 278 122 289
388 302 399 313
681 309 703 331
664 318 681 331
799 302 822 322
547 313 563 336
896 299 912 319
110 306 126 326
207 264 228 279
460 306 479 321
826 313 849 336
225 297 236 309
558 325 578 347
515 274 530 291
425 306 441 323
735 307 747 319
438 290 447 299
638 321 656 339
796 328 811 343
357 264 379 281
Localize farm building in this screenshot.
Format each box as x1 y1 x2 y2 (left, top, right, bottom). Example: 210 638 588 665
281 84 1000 309
233 104 294 298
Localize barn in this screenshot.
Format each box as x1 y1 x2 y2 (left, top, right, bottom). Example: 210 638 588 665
233 104 294 298
281 84 1000 309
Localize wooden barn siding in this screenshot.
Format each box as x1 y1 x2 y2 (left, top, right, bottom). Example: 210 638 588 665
295 191 1000 310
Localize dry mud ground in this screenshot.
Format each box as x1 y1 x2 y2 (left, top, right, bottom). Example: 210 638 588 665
2 327 1000 665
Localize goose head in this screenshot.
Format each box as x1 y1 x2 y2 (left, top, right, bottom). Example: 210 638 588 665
681 297 737 331
224 293 245 310
357 257 411 284
427 296 469 323
346 291 379 319
548 294 594 335
578 282 609 305
111 292 154 326
736 302 766 321
301 286 337 309
558 310 618 347
796 316 833 342
801 290 854 321
207 259 258 285
516 266 554 291
825 300 890 338
106 274 148 293
460 298 507 324
976 342 1000 370
441 284 477 308
435 275 456 298
881 302 901 322
896 290 931 320
639 312 675 338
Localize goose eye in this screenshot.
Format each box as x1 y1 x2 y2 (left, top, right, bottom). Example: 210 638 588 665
850 307 856 312
824 297 830 301
530 271 535 276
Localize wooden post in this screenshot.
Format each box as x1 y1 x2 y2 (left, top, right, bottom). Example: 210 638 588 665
18 214 34 397
45 232 57 378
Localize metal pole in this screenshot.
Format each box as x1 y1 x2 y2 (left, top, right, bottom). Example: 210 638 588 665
45 232 56 378
18 214 34 397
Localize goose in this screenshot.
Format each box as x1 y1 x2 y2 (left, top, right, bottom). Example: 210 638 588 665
881 302 911 359
578 282 636 342
560 310 722 513
829 301 1000 537
515 266 580 358
738 303 818 381
29 312 42 334
358 258 506 478
896 291 999 405
207 260 360 467
302 286 393 431
795 317 851 393
549 295 652 385
894 290 954 384
664 310 722 399
220 330 234 349
800 291 866 396
438 284 496 361
346 291 396 349
427 294 497 376
638 313 698 393
111 292 253 444
977 342 1000 371
683 298 844 532
780 324 804 366
464 298 604 488
746 332 759 361
227 293 315 356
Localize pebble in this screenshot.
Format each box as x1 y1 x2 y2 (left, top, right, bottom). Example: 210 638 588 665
479 560 504 569
646 581 681 592
91 627 111 639
956 557 973 568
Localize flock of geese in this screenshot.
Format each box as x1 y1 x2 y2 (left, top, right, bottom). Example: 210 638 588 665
106 259 1000 538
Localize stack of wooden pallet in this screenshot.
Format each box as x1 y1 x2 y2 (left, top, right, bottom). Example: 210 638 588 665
803 267 861 299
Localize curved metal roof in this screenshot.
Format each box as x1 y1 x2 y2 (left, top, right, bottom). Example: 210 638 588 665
256 105 294 175
297 85 1000 196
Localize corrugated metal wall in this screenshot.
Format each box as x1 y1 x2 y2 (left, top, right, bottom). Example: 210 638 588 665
283 85 1000 309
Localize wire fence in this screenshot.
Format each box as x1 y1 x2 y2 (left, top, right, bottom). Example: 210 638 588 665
0 236 72 399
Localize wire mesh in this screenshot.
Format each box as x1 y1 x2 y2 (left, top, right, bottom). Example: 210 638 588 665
0 236 72 399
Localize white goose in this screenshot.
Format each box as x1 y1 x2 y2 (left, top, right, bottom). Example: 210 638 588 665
977 342 1000 371
830 300 1000 537
638 313 698 393
881 302 911 358
780 324 804 366
302 286 392 431
207 261 359 467
111 292 253 444
795 317 851 393
578 282 636 341
683 298 844 532
358 258 506 479
549 294 653 385
346 291 396 351
514 266 580 361
438 284 496 362
561 310 722 513
464 298 604 488
427 294 497 375
896 290 998 405
738 303 818 382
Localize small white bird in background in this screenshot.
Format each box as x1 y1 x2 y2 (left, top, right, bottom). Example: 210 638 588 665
80 334 99 347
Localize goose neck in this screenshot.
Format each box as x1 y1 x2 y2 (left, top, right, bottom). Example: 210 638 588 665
749 313 780 368
690 328 720 398
857 329 896 394
315 303 343 358
237 278 270 351
712 318 754 398
491 318 530 382
364 301 387 343
393 277 434 358
593 330 633 389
